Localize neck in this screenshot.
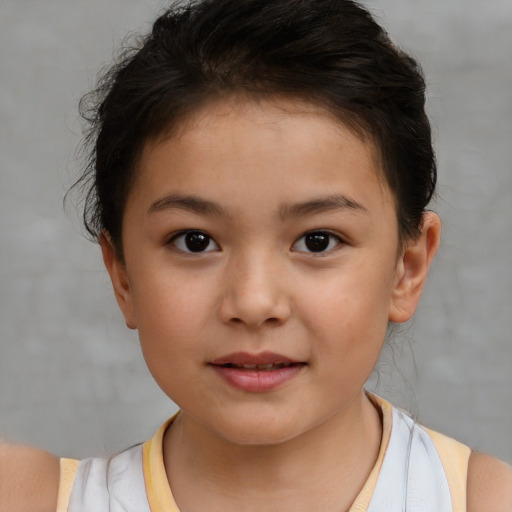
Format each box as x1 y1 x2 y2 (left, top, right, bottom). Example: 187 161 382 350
164 391 382 512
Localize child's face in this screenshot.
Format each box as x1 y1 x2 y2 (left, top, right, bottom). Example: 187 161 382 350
106 98 410 445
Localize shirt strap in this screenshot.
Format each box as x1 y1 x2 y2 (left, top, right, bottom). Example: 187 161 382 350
424 427 471 511
143 415 181 512
56 458 80 512
349 393 393 511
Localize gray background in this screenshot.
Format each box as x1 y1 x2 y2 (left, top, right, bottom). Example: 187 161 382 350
0 0 511 461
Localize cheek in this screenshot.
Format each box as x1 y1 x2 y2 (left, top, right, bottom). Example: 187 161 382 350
132 271 216 359
299 261 394 353
134 279 212 400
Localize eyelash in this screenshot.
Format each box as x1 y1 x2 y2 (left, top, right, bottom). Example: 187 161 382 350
167 229 344 255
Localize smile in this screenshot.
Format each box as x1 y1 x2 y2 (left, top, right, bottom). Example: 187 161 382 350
220 362 295 371
209 352 306 392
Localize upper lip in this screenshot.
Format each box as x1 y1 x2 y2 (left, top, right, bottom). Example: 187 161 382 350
210 351 301 366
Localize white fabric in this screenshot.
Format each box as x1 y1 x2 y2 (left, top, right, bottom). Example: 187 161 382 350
67 407 455 511
68 444 151 512
368 408 453 512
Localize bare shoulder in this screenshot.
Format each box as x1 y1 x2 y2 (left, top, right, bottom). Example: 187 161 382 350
467 451 512 512
0 443 60 512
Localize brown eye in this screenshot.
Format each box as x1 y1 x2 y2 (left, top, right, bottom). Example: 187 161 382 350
171 230 219 253
292 231 342 253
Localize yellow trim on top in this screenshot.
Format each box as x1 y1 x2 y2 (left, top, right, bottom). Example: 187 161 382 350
425 427 471 512
58 396 470 512
56 458 80 512
142 395 394 512
143 415 181 512
349 393 393 512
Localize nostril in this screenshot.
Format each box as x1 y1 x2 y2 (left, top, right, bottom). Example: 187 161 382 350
227 315 283 328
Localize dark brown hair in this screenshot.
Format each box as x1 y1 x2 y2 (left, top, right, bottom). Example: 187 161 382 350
78 0 436 256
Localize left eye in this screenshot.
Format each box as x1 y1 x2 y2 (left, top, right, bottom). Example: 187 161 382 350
292 231 342 253
170 230 219 253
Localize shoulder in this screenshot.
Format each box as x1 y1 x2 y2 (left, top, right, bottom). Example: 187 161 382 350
467 451 512 512
0 443 60 512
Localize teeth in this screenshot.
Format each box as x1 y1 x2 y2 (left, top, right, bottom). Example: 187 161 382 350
220 362 296 370
238 363 287 370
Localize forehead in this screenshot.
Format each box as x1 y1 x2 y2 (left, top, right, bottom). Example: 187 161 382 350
131 97 393 218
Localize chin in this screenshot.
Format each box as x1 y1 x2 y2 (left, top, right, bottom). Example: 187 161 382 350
209 414 310 447
220 429 299 447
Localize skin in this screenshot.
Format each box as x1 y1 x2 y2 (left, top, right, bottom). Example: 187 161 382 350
1 97 511 511
103 97 440 511
112 98 416 449
0 444 59 512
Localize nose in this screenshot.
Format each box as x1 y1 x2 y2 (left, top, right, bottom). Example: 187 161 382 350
218 252 292 329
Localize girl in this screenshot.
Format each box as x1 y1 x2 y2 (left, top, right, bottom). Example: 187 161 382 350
1 0 511 510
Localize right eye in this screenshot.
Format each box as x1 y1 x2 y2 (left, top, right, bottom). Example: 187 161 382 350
169 230 219 253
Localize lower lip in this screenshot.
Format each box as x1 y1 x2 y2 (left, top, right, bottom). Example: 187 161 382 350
211 364 305 392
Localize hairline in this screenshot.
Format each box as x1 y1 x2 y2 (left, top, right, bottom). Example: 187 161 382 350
112 91 401 261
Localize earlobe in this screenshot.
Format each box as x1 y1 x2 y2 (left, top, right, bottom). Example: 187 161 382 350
99 231 137 329
388 212 441 323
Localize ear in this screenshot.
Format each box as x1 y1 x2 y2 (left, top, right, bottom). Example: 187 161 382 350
388 211 441 323
99 231 137 329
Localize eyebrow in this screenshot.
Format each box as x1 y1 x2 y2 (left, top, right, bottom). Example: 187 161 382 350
148 194 228 217
279 194 368 220
147 193 367 219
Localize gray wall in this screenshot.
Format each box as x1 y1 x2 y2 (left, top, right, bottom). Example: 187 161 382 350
0 1 511 461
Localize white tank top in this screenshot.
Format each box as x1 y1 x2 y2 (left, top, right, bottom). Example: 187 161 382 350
57 395 471 512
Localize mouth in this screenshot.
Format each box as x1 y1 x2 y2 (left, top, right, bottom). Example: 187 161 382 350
209 352 306 392
217 361 301 371
210 351 304 369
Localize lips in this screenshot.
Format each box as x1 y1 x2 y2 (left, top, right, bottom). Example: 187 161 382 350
211 351 298 366
221 362 292 371
209 351 306 392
